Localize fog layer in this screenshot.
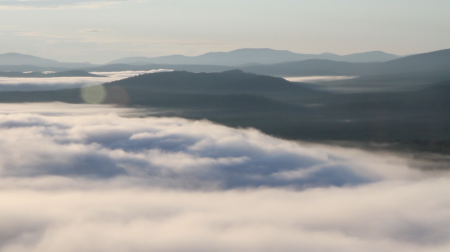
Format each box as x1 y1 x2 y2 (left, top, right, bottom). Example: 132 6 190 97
0 70 171 92
0 103 448 252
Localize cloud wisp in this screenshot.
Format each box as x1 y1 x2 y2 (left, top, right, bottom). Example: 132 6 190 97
0 103 449 252
0 69 171 92
0 0 132 10
284 76 358 83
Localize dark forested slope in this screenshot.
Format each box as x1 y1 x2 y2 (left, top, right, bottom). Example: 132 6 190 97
0 71 449 151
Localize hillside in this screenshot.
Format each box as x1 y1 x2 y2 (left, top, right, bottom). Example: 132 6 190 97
241 48 450 77
105 70 323 99
0 70 323 108
0 70 449 146
375 49 450 74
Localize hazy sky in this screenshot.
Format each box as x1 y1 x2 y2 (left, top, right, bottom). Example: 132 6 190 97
0 0 449 63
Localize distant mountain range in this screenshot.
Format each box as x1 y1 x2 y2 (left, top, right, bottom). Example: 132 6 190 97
108 48 402 65
0 49 448 86
0 53 97 68
239 48 450 76
80 49 450 89
0 49 402 71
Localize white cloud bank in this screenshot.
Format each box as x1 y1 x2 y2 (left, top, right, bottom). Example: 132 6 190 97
0 103 423 188
0 103 449 251
0 69 171 92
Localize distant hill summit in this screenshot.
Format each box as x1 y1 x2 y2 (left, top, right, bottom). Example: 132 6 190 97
0 53 97 68
108 48 401 66
240 48 450 77
0 70 324 113
378 48 450 74
0 53 59 66
337 51 400 63
105 69 323 99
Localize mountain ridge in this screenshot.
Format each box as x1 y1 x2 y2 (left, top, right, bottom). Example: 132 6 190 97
239 48 450 77
0 53 97 68
108 48 402 66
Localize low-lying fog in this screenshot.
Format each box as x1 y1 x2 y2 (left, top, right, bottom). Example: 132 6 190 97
0 70 172 92
284 76 430 93
0 103 448 252
284 76 357 83
0 72 416 94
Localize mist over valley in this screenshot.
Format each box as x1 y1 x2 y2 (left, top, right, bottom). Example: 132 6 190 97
1 1 450 251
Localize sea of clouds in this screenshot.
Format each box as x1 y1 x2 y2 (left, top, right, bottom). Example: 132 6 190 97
0 70 171 92
0 103 449 252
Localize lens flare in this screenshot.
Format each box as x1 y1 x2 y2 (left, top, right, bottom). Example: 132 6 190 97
81 85 106 104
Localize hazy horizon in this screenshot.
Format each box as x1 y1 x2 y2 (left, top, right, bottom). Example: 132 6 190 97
1 0 449 63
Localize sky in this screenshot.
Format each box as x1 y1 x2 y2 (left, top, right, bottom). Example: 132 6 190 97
0 0 449 64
